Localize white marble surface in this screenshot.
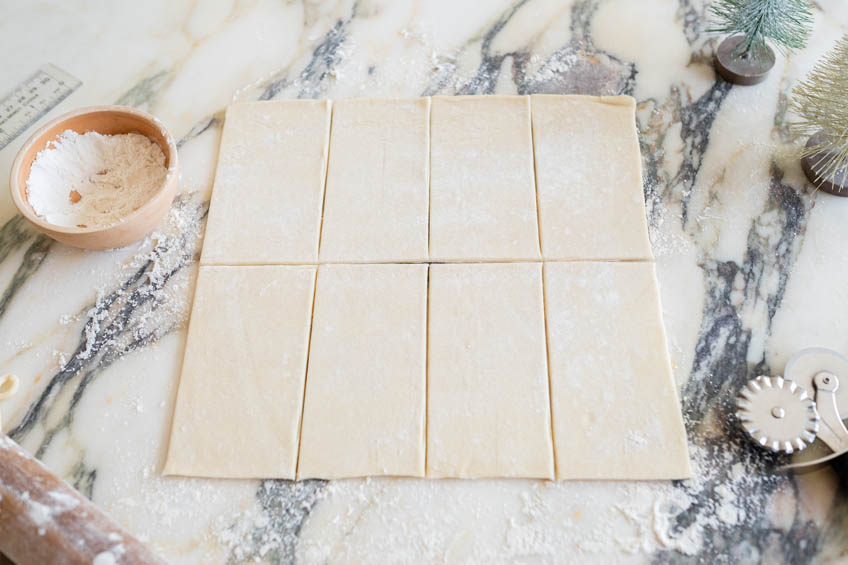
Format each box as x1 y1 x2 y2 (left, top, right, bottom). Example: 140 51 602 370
2 0 848 563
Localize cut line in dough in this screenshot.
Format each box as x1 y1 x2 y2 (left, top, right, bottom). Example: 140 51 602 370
297 264 427 479
164 265 316 479
427 262 554 479
170 95 691 482
544 261 691 480
429 96 541 262
201 100 331 265
530 95 652 261
319 98 430 262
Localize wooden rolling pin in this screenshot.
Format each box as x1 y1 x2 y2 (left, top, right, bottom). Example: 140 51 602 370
0 435 165 564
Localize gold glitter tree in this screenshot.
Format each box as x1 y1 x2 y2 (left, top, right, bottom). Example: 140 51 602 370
793 35 848 193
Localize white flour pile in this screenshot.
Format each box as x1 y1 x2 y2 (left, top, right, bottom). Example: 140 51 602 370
26 130 168 228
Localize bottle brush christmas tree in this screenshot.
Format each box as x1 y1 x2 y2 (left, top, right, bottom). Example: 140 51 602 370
793 35 848 195
709 0 813 85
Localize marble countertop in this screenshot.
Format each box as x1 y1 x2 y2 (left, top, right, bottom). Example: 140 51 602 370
2 0 848 563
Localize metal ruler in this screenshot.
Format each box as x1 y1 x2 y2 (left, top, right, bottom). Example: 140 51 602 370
0 64 81 151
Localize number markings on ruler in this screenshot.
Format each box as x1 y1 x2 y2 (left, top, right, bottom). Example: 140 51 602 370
0 64 81 151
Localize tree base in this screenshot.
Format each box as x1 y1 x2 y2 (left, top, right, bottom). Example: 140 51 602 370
715 36 775 86
802 132 848 196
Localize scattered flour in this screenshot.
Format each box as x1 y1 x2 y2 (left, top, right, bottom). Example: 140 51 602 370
715 483 744 526
92 547 123 565
626 429 648 446
47 489 81 512
26 130 168 229
53 196 202 371
11 27 768 564
284 443 763 563
23 492 52 527
13 487 84 540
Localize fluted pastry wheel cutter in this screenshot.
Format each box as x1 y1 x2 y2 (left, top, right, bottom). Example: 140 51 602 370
736 348 848 478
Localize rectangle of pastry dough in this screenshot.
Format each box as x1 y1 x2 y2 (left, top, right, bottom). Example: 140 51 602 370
297 264 427 478
318 98 430 262
427 263 554 478
164 265 316 479
531 95 652 260
429 96 541 261
543 262 691 479
201 100 331 265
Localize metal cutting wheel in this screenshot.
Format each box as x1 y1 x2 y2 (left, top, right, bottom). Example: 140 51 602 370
736 376 819 453
736 348 848 478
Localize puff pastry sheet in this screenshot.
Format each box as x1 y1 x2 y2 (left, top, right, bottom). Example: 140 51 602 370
166 96 690 481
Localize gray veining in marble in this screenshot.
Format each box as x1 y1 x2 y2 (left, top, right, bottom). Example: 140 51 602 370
1 0 848 563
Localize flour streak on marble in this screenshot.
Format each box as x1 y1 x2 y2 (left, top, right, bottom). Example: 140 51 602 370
1 0 848 563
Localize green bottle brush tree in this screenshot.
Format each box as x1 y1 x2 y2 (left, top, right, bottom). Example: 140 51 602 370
793 35 848 195
709 0 813 85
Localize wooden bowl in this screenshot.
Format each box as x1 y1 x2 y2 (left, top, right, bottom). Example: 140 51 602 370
9 105 179 250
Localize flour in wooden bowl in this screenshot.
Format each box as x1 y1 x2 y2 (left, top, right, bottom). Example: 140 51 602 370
26 130 168 228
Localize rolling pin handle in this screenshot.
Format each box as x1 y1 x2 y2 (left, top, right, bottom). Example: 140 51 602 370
0 434 165 564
